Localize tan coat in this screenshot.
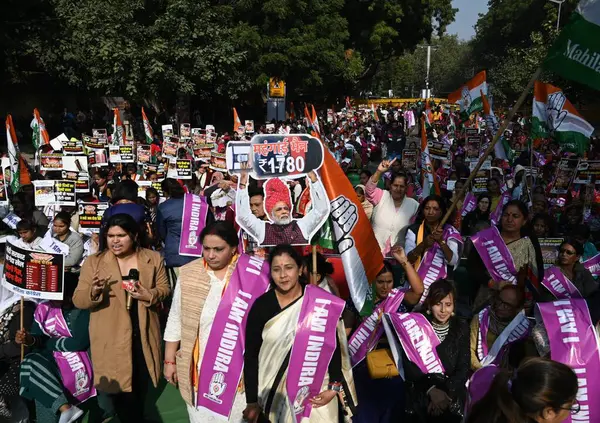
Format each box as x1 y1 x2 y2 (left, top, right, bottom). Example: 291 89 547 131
73 248 170 393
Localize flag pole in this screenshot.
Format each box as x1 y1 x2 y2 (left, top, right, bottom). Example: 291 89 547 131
20 297 24 361
440 67 542 226
311 245 318 285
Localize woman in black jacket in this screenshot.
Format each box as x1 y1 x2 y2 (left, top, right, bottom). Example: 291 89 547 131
403 279 470 423
461 193 492 237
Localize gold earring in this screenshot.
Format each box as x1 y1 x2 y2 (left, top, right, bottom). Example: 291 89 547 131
451 312 455 317
426 309 431 315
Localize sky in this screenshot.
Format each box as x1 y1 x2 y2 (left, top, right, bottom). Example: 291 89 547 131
447 0 490 40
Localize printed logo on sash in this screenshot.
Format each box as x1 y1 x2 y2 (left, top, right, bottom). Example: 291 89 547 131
179 193 209 257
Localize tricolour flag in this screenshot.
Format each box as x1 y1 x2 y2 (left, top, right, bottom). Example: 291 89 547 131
30 108 50 151
318 139 383 314
141 107 153 144
420 116 440 198
345 96 352 110
481 91 507 161
371 104 379 122
448 71 488 119
532 81 593 155
6 115 31 193
233 107 243 135
544 0 600 91
311 104 321 138
112 108 125 145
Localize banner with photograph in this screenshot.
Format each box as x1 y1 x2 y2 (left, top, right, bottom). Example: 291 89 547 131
88 149 108 167
167 159 192 180
574 160 600 185
180 123 191 138
33 180 76 207
40 153 63 171
162 140 178 158
551 159 579 194
402 149 418 173
211 151 227 172
83 136 107 149
78 203 109 234
2 239 64 300
429 140 450 161
244 120 255 133
193 143 214 161
539 238 565 269
63 139 84 155
109 145 135 163
137 145 151 163
466 136 481 162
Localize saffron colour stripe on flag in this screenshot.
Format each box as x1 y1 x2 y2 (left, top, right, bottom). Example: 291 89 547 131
318 143 383 314
544 0 600 91
532 81 594 155
448 71 488 118
112 108 125 145
141 107 153 144
233 107 243 134
420 117 440 197
30 108 50 151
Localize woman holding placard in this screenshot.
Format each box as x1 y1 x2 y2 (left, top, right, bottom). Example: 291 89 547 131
163 221 270 423
243 245 354 423
73 213 170 422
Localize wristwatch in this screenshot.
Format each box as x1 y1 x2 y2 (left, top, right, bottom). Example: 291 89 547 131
328 382 343 392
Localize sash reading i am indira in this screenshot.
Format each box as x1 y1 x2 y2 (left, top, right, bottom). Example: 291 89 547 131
471 226 517 284
537 299 600 423
476 308 530 366
34 302 96 404
286 285 345 423
179 193 209 257
541 266 582 300
196 254 270 418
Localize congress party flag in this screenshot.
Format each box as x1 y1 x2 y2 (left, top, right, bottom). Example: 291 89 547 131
481 91 507 161
420 117 440 198
532 81 593 155
371 104 380 122
112 108 125 145
6 115 31 193
310 104 321 139
233 107 243 135
141 107 153 144
448 71 488 120
544 0 600 91
30 108 50 151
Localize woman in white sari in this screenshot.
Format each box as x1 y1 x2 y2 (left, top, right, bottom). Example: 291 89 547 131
164 221 270 423
243 245 355 423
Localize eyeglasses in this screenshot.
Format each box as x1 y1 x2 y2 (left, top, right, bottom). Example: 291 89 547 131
559 399 581 415
494 297 519 310
559 249 577 256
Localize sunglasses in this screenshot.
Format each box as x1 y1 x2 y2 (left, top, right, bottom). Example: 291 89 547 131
559 399 581 415
559 249 577 256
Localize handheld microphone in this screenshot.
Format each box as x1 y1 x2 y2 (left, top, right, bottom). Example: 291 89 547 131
123 269 140 310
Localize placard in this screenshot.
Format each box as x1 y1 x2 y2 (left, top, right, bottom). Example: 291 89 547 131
78 202 109 234
40 153 63 171
137 181 152 198
162 124 174 138
210 151 227 172
402 149 418 173
109 145 135 163
2 239 64 300
162 140 178 158
63 138 84 154
191 128 205 144
574 160 600 185
92 129 107 139
180 123 191 138
84 136 107 149
49 133 68 151
472 170 489 194
167 159 192 180
33 180 76 206
551 159 579 194
245 120 255 134
465 128 479 136
137 145 151 163
429 140 449 161
0 171 8 206
88 149 108 167
539 238 565 269
59 156 90 194
152 181 164 197
193 143 215 161
466 136 481 162
226 134 324 180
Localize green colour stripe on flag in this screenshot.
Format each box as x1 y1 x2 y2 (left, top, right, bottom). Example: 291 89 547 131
544 11 600 91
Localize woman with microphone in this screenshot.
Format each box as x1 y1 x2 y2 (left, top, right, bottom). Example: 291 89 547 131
73 213 170 421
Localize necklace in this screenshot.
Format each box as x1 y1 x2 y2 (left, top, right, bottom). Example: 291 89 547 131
431 320 450 342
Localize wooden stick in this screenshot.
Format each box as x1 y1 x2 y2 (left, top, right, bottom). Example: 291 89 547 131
311 245 318 285
440 67 542 226
20 297 24 361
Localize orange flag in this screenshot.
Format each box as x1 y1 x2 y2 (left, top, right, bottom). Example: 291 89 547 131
6 115 31 192
233 107 242 134
289 102 296 121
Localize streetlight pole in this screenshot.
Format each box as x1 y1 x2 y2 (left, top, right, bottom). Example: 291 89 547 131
418 44 438 98
549 0 566 30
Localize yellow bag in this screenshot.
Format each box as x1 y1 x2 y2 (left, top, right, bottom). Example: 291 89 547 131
366 348 399 379
364 310 399 379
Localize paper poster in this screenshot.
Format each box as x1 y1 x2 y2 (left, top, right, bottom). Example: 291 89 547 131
402 149 418 173
152 181 164 197
191 128 205 144
226 134 324 180
551 159 579 194
327 109 334 123
109 145 135 163
78 202 109 234
180 123 191 138
210 151 227 172
62 139 84 154
49 133 68 151
40 153 63 171
465 128 479 136
162 124 174 138
137 181 152 198
167 159 192 180
88 149 108 167
539 238 565 269
0 171 8 206
266 123 275 133
574 160 600 185
83 135 107 149
429 140 450 161
2 213 20 229
92 129 107 140
466 136 481 162
162 140 178 158
58 157 89 194
33 180 76 206
137 145 151 163
193 143 215 161
205 124 215 134
2 239 64 300
245 120 255 134
472 171 489 194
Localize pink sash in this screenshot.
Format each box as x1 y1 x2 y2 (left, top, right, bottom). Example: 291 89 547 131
33 303 96 404
461 192 477 217
286 285 345 422
536 299 600 423
348 288 406 366
179 193 209 257
541 267 582 300
476 308 530 366
417 225 462 304
384 312 445 376
196 254 270 418
583 253 600 278
471 226 517 284
489 192 511 226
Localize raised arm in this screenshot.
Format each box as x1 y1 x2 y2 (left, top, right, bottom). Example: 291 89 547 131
365 158 395 204
297 171 329 240
392 247 424 305
235 164 266 244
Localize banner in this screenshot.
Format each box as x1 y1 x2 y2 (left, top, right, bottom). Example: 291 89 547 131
536 299 600 423
286 285 345 423
108 145 135 163
196 255 270 418
40 153 63 171
33 180 76 207
539 238 565 269
401 149 418 173
2 239 64 300
179 194 209 257
551 159 579 194
348 288 406 366
471 226 517 284
78 203 109 234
